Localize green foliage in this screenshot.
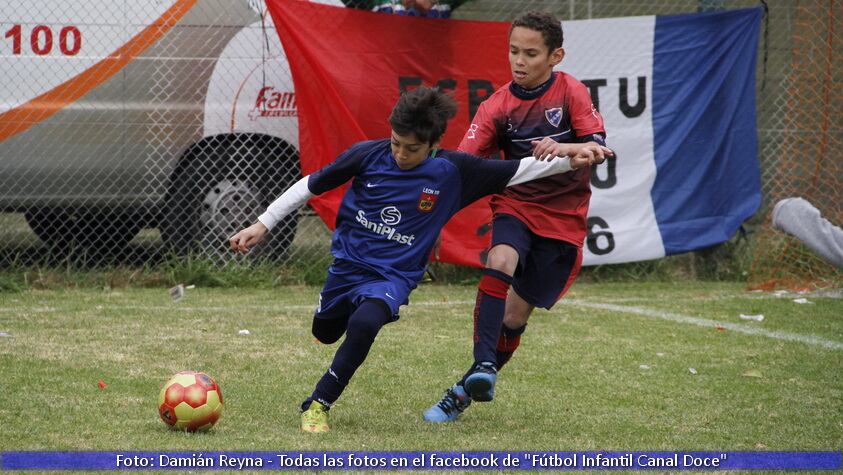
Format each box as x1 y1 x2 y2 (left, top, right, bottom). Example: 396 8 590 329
0 254 322 291
158 254 234 288
0 224 786 292
0 274 23 293
426 262 482 285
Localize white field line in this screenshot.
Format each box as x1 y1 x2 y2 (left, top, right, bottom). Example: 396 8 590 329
2 298 841 351
558 300 843 351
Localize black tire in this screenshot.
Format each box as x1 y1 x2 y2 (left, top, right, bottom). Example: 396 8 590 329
161 134 300 261
25 207 142 253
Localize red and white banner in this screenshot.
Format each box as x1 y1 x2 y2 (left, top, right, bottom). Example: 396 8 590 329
267 0 762 267
267 0 510 267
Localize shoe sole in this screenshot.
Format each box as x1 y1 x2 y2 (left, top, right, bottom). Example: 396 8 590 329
424 404 466 423
302 425 329 433
423 413 454 423
465 375 494 402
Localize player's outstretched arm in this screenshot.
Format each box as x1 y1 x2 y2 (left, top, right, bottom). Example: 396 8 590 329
229 176 314 254
530 138 613 164
507 142 613 187
228 140 375 253
445 142 614 211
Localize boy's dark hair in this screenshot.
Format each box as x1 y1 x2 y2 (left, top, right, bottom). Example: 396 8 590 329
388 87 457 145
511 11 564 52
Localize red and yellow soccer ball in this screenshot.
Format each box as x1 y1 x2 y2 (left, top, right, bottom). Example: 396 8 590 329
158 371 224 431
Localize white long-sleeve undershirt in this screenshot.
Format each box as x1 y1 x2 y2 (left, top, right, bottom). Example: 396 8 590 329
508 155 574 186
256 156 576 231
257 176 313 231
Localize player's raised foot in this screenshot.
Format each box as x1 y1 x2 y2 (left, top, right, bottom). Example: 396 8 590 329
423 384 471 423
301 401 330 433
464 362 497 402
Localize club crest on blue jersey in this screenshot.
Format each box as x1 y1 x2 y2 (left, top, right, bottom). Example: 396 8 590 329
545 107 563 128
417 187 440 213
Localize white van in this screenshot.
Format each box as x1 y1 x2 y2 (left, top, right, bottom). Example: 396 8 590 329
0 0 340 258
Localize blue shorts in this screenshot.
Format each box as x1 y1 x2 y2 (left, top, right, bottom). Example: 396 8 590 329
315 259 410 321
491 213 582 310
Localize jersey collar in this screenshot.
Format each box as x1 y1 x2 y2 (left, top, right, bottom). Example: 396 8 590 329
509 72 556 100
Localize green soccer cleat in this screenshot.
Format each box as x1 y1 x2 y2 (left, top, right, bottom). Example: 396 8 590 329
301 401 330 433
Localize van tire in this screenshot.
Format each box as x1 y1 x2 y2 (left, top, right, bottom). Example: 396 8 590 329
161 134 300 260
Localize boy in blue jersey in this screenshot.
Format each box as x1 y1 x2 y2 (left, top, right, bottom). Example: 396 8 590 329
229 87 611 433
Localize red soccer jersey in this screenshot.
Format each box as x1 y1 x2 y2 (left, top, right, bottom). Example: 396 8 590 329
458 71 605 247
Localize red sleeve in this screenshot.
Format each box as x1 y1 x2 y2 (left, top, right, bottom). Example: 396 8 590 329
457 99 500 157
567 79 606 137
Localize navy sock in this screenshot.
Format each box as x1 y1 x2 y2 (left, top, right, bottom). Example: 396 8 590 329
302 299 392 410
472 268 512 365
458 323 527 387
496 323 526 369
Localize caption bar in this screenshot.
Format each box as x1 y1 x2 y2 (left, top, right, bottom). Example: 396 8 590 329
1 451 840 471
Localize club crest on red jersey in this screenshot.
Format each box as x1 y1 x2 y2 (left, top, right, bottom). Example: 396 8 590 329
417 187 440 213
545 107 563 127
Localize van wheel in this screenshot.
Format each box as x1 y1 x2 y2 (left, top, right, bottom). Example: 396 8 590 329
161 135 300 260
25 207 142 253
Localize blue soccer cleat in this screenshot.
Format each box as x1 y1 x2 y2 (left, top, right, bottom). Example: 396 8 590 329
464 362 497 402
423 384 471 422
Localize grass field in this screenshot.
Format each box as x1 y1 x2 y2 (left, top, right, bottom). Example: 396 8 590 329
0 281 840 468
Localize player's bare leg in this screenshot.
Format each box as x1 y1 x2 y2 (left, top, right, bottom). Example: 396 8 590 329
486 244 519 275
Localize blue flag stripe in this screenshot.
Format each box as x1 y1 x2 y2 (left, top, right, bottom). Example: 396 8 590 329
651 7 763 255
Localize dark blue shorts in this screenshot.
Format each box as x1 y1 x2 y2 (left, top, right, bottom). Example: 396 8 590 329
491 213 582 310
315 259 410 321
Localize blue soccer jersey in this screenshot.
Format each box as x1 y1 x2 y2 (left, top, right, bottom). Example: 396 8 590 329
306 139 520 289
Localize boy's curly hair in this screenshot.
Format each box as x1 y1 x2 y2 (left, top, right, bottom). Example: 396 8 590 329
511 11 564 52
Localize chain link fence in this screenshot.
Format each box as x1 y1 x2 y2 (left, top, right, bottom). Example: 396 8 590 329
0 0 839 286
0 0 324 269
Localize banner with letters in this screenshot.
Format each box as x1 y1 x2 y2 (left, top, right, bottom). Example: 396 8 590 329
267 0 762 267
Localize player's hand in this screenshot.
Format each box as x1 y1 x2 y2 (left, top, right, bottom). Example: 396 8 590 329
229 221 268 254
569 147 594 170
432 232 443 260
413 0 437 13
531 137 576 162
569 143 614 170
579 141 614 165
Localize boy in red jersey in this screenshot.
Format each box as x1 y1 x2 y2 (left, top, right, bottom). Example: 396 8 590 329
425 11 611 422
